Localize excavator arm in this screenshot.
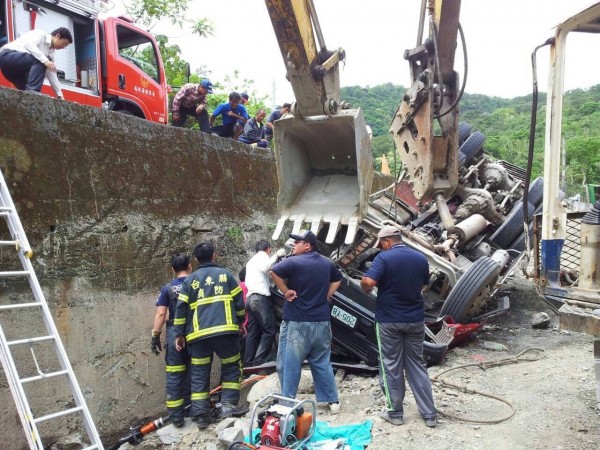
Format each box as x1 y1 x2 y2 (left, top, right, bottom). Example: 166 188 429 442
265 0 345 117
265 0 373 244
391 0 462 226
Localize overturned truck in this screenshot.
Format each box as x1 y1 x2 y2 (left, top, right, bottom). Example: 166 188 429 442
265 0 541 367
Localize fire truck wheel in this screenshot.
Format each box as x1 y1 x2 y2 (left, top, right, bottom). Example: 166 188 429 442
439 256 501 324
116 109 135 116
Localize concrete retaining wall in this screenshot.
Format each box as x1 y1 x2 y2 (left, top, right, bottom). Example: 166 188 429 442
0 87 279 449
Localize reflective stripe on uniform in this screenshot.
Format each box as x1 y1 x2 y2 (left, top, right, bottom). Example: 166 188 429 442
221 381 240 390
191 392 210 400
230 286 242 297
166 398 184 408
191 356 211 365
178 294 189 303
221 353 240 364
166 364 186 373
174 317 186 325
186 324 240 341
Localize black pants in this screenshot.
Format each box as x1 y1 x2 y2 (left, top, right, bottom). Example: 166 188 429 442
0 50 46 91
210 121 236 138
172 105 210 133
188 334 242 417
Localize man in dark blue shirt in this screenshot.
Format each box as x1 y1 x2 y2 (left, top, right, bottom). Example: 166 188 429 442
361 225 437 427
150 254 192 427
270 230 342 414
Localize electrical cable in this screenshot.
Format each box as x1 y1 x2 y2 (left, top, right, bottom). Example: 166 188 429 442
431 347 546 424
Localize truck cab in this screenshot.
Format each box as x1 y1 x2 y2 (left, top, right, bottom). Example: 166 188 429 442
0 0 167 123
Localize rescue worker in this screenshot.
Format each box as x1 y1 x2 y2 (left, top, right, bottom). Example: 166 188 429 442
150 254 192 428
360 226 437 427
173 242 247 429
171 79 213 132
0 27 72 98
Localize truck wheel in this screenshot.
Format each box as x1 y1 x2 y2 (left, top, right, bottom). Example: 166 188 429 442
458 131 486 166
439 256 501 323
526 177 544 208
459 122 473 146
489 201 535 249
116 109 135 116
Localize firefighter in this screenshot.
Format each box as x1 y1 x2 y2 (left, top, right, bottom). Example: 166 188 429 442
150 254 192 428
173 242 247 430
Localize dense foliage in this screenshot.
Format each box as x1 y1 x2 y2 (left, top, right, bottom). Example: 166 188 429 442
341 84 600 197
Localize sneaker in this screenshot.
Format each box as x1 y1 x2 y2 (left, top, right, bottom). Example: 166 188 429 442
196 414 211 430
171 417 184 428
425 417 438 428
328 402 341 415
380 410 404 426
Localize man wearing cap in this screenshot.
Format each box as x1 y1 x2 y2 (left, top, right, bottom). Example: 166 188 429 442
270 230 343 414
170 79 213 132
360 226 437 427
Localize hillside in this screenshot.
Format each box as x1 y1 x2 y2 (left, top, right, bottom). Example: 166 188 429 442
341 84 600 197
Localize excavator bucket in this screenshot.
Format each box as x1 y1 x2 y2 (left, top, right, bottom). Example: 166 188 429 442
271 108 374 244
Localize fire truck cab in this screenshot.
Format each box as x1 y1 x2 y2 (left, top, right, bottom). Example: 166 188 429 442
0 0 168 124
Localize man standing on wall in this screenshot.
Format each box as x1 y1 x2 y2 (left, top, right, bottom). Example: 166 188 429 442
360 226 437 427
0 27 72 98
171 79 213 132
150 254 193 428
270 230 342 414
174 242 246 429
244 240 286 367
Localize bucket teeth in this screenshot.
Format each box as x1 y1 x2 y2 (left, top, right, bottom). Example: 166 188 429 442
271 216 361 246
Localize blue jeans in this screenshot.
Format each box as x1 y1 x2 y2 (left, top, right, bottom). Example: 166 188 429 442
244 293 277 366
276 320 338 403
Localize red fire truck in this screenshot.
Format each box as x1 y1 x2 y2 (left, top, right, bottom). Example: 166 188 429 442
0 0 168 124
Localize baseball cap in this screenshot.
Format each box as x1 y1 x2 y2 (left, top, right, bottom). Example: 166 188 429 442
374 225 401 248
201 79 213 93
241 92 249 100
289 229 317 247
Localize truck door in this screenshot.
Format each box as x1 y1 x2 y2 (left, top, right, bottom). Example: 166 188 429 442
102 17 167 124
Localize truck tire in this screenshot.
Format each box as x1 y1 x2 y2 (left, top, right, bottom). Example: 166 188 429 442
526 177 544 208
458 131 485 166
489 201 535 249
439 256 501 323
459 122 473 146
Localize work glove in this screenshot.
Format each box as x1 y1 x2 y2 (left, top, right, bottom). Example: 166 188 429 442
276 248 287 258
151 330 162 355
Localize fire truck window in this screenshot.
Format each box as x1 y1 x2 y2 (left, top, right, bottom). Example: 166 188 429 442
0 2 7 47
116 25 159 83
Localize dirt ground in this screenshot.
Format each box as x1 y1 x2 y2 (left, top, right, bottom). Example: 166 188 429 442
117 273 600 450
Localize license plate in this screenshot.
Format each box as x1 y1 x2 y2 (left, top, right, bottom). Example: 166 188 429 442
331 305 357 329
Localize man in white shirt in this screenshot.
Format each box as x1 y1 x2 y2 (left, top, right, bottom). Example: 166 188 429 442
0 27 72 99
243 240 286 367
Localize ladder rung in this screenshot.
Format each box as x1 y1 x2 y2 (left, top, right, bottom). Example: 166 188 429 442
0 206 14 211
33 405 84 424
7 335 56 347
0 302 41 311
0 271 31 277
20 369 70 384
82 446 100 450
0 240 18 246
0 211 12 216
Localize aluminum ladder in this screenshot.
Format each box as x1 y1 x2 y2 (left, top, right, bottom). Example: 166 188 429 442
0 169 103 450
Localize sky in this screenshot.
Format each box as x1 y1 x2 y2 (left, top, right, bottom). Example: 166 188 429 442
103 0 600 107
